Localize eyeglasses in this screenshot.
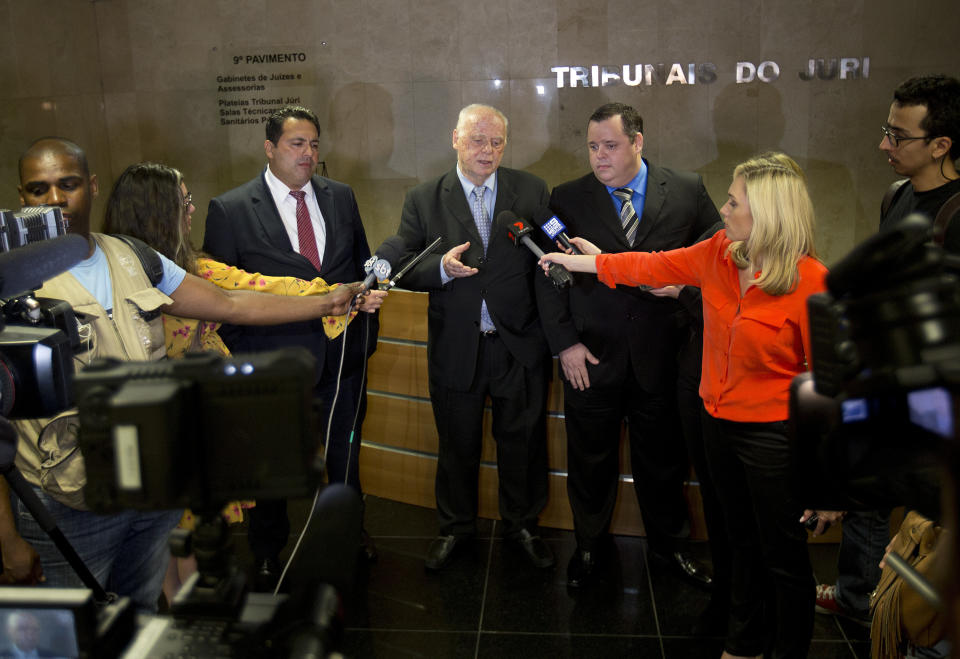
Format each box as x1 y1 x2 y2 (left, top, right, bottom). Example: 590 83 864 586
182 191 193 209
880 124 930 148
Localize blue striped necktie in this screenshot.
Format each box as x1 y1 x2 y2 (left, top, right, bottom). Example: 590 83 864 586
613 187 639 247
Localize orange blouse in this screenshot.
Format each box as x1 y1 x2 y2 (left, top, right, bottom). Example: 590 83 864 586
595 230 828 422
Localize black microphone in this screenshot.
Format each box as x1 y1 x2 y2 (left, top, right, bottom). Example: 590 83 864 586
387 236 443 289
360 235 406 292
0 234 89 298
284 483 361 599
532 208 581 255
499 211 573 288
271 483 362 657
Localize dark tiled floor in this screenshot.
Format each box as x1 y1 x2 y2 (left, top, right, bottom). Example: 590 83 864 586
232 495 872 658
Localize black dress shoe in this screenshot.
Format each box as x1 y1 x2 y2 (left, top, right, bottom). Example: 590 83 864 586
654 550 713 590
566 549 595 587
359 529 378 563
253 557 281 592
510 529 555 568
425 535 465 571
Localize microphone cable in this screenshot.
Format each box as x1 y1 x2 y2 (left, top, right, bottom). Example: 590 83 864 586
275 288 370 595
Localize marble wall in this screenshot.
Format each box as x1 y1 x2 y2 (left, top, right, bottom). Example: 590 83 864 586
1 0 957 266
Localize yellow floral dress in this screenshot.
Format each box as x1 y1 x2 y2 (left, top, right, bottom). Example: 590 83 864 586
165 257 355 527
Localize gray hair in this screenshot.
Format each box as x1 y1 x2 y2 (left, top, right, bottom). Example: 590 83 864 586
456 103 509 136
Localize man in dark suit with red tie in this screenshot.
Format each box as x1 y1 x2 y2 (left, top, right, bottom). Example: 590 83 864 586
544 102 721 588
203 105 379 588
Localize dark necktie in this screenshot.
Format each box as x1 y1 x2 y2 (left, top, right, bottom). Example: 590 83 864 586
290 190 322 270
613 187 639 247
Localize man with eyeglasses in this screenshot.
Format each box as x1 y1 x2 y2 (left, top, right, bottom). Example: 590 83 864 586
814 74 960 628
395 103 561 571
879 75 960 246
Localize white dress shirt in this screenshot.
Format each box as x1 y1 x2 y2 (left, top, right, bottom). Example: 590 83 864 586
263 165 327 263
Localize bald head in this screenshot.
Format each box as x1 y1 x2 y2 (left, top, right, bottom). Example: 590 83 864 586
19 137 89 180
18 137 98 240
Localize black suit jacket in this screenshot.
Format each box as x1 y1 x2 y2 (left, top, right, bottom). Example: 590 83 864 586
202 170 377 382
545 160 720 392
396 167 561 389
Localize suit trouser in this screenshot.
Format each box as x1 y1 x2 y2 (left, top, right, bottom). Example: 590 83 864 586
563 374 690 554
701 412 814 659
248 364 368 561
429 333 549 537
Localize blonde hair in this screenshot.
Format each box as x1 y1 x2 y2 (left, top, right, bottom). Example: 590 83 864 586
726 152 818 295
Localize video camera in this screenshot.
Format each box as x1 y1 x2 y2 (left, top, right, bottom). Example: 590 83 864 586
0 220 359 657
75 348 320 514
790 213 960 516
0 207 85 419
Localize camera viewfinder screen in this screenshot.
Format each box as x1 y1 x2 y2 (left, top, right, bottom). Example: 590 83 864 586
0 608 78 658
841 386 954 440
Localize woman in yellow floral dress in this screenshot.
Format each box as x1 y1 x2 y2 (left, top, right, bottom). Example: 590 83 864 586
101 162 383 603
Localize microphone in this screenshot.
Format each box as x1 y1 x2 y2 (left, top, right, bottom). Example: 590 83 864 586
533 208 581 255
360 235 406 292
0 234 89 298
387 236 443 289
361 258 391 292
269 484 362 657
498 211 573 288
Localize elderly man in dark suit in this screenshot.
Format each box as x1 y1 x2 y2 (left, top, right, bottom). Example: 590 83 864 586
544 102 721 588
396 103 561 571
203 105 381 588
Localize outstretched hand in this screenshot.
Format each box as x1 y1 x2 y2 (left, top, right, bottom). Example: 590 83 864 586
327 282 365 315
442 241 479 278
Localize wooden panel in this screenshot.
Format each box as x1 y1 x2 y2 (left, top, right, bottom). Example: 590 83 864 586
378 289 428 341
367 342 430 399
365 393 567 470
359 444 437 506
369 345 564 414
364 393 438 454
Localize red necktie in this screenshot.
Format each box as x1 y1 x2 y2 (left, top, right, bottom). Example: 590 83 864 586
290 190 322 270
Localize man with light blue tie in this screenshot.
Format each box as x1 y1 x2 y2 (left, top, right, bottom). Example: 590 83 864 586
395 104 563 571
542 102 721 589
